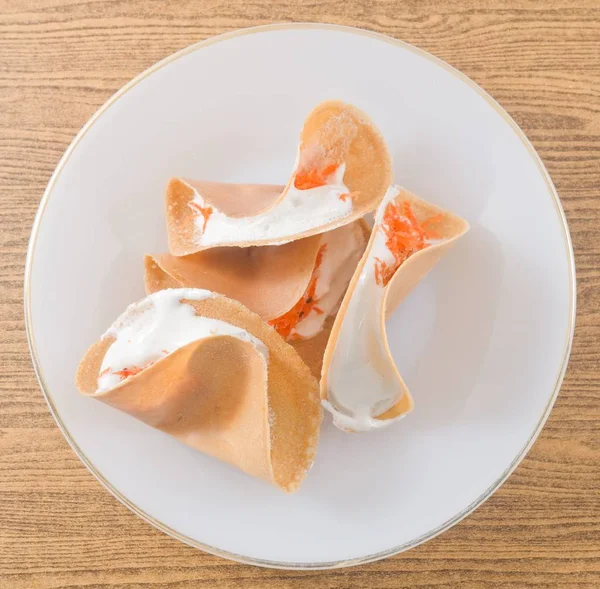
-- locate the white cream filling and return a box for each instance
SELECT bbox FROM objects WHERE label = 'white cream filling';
[292,225,365,340]
[188,164,352,246]
[97,288,269,392]
[323,186,412,432]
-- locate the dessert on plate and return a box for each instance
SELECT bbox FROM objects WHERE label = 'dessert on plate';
[75,289,321,492]
[76,99,468,491]
[321,186,469,432]
[165,101,391,254]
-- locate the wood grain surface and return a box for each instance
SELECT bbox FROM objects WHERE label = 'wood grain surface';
[1,1,599,587]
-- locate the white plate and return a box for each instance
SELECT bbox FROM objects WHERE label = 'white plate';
[25,24,575,569]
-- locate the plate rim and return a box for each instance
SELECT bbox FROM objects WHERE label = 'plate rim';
[23,22,577,570]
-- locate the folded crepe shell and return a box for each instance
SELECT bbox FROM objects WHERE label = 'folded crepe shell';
[146,221,370,348]
[166,100,391,255]
[321,186,469,432]
[144,235,323,321]
[75,288,321,492]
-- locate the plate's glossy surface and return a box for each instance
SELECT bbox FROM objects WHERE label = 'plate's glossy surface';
[25,24,574,568]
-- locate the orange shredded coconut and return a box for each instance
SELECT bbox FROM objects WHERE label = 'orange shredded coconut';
[113,365,148,379]
[294,162,339,190]
[269,244,328,339]
[189,201,213,235]
[374,258,396,287]
[374,201,443,287]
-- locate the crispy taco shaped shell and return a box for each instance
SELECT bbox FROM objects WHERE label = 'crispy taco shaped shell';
[146,221,370,346]
[75,289,321,492]
[144,235,322,321]
[321,187,469,432]
[166,100,391,255]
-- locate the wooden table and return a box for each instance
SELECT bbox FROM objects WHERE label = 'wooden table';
[1,1,598,587]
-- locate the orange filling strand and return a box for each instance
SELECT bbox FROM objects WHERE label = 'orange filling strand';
[294,162,339,190]
[113,365,148,379]
[374,201,443,286]
[269,244,327,339]
[189,201,213,235]
[98,364,151,383]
